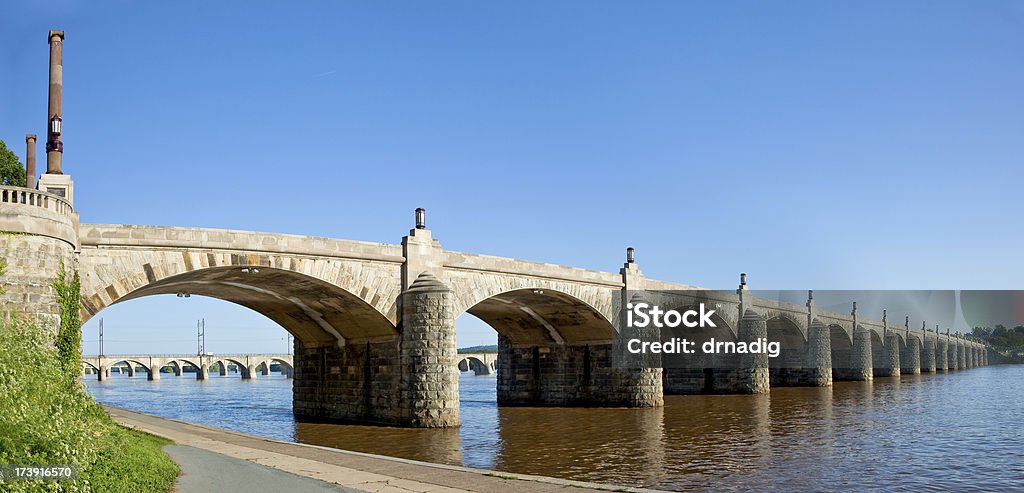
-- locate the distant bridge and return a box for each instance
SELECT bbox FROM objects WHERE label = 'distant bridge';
[81,354,293,381]
[457,352,497,375]
[84,352,498,380]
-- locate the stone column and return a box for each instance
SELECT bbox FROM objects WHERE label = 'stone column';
[97,365,107,381]
[879,333,900,377]
[921,336,936,373]
[901,336,921,375]
[400,273,459,427]
[737,310,770,393]
[45,30,64,174]
[804,319,832,386]
[850,325,873,381]
[935,335,948,371]
[25,134,37,189]
[147,366,160,380]
[957,340,966,370]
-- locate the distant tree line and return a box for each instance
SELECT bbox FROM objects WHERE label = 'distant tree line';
[971,325,1024,348]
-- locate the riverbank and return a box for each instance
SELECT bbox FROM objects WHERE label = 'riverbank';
[106,406,653,493]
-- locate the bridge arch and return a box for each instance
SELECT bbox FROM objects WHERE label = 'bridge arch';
[111,359,151,376]
[80,265,397,347]
[766,314,808,386]
[176,358,202,372]
[459,287,615,345]
[82,361,99,372]
[260,357,294,375]
[213,358,249,375]
[158,360,181,374]
[457,356,491,375]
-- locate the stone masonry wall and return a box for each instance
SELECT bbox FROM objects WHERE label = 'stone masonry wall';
[0,232,75,329]
[497,337,662,406]
[292,339,402,425]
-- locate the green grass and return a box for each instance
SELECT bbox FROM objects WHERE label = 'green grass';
[83,427,178,493]
[0,317,179,492]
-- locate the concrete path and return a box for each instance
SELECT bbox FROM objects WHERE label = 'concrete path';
[164,444,360,492]
[106,406,653,493]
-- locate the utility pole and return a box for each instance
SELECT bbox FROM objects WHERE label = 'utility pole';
[98,318,104,357]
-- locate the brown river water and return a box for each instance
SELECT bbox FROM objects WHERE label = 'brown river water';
[86,365,1024,491]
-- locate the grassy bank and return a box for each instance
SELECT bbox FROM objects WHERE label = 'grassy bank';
[0,317,178,492]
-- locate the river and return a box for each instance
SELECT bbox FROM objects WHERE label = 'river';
[85,366,1024,491]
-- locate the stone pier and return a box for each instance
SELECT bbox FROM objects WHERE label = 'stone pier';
[921,336,936,373]
[936,337,948,372]
[901,335,921,375]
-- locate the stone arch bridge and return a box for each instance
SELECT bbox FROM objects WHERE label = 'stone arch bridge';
[0,187,989,428]
[81,354,293,380]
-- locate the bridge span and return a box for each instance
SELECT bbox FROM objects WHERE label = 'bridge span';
[83,352,498,379]
[1,186,991,428]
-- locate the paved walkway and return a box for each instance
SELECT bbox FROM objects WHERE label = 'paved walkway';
[106,406,652,493]
[164,445,361,493]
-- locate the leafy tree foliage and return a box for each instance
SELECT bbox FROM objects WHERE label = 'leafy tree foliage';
[0,139,27,187]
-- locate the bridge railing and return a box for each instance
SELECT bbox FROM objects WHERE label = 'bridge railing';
[0,185,73,217]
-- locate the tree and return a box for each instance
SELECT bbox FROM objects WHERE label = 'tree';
[0,138,27,187]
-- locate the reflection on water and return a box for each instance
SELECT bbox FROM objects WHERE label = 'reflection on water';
[86,367,1024,491]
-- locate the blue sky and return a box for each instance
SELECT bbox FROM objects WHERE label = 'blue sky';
[2,2,1022,354]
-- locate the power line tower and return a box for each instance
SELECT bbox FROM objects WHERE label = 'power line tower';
[197,318,205,355]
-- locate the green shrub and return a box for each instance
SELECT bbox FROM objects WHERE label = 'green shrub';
[0,318,178,492]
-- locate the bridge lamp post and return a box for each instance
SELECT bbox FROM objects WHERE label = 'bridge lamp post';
[626,247,635,264]
[415,208,426,230]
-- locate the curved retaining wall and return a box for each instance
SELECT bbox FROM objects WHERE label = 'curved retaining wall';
[0,186,79,327]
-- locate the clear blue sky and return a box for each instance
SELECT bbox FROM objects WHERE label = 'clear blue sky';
[2,2,1022,354]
